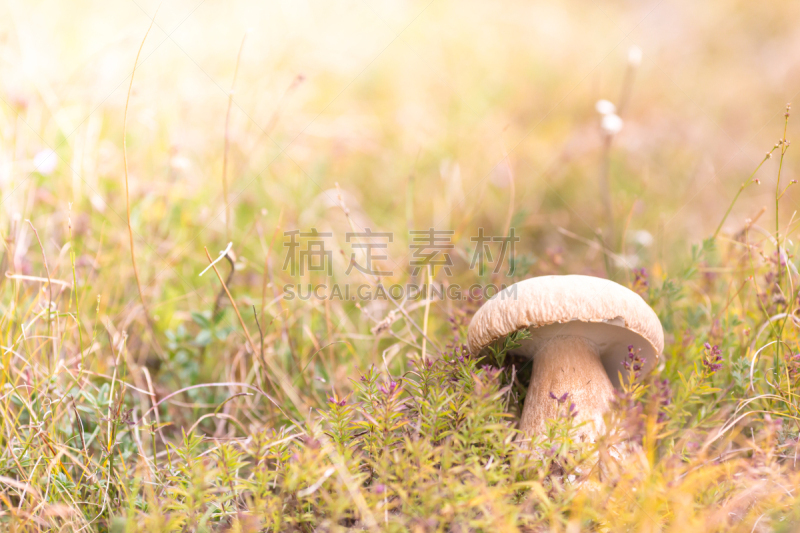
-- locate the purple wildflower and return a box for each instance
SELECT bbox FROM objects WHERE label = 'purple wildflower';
[632,268,649,297]
[702,343,723,374]
[622,345,646,380]
[549,391,569,404]
[480,365,501,381]
[328,395,347,407]
[379,380,399,396]
[656,378,672,423]
[568,402,578,417]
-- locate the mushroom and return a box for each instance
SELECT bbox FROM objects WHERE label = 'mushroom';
[467,275,663,442]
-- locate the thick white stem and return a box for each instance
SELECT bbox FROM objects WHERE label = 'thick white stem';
[519,336,615,442]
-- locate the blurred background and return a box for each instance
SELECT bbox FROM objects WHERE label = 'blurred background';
[5,4,800,528]
[1,0,799,377]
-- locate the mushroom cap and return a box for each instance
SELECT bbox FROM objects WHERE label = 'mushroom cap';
[467,275,664,387]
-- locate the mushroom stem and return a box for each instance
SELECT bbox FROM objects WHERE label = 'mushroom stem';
[519,335,615,442]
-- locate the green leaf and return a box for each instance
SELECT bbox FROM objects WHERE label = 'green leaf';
[191,311,212,329]
[195,329,212,346]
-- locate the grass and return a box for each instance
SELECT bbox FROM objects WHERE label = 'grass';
[2,0,800,530]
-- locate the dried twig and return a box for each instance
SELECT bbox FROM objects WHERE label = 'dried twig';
[253,305,265,373]
[204,246,274,392]
[212,250,236,318]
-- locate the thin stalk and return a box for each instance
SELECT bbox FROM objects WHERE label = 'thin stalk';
[123,8,161,340]
[712,150,775,241]
[773,104,791,372]
[222,32,249,242]
[26,221,56,371]
[775,106,790,286]
[253,305,265,368]
[777,180,797,201]
[260,209,283,334]
[421,266,432,361]
[68,208,84,371]
[599,134,615,240]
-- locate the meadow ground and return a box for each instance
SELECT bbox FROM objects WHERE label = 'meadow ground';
[1,0,800,531]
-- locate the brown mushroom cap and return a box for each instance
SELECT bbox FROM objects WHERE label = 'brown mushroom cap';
[468,275,664,387]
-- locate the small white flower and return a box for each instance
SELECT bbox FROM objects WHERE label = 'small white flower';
[613,254,639,268]
[633,230,654,247]
[33,149,57,175]
[601,113,624,135]
[90,194,107,212]
[170,155,191,171]
[595,99,616,116]
[628,45,642,67]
